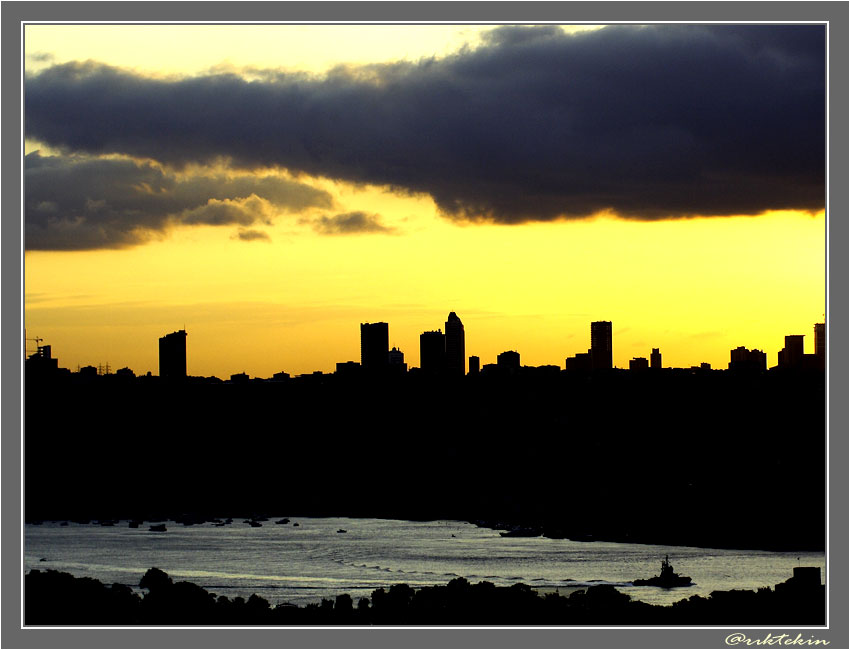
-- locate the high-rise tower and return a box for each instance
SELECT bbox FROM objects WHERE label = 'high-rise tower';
[420,330,446,376]
[445,312,466,376]
[814,322,825,363]
[650,348,662,369]
[159,329,187,379]
[590,321,613,370]
[360,322,389,372]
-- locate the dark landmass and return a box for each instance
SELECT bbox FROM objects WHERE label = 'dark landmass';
[24,567,825,626]
[25,367,825,552]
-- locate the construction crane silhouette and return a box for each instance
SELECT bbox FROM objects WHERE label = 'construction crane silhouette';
[25,336,43,357]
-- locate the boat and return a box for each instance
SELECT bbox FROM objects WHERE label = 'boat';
[149,524,167,532]
[249,520,263,527]
[275,518,290,525]
[337,529,347,534]
[633,555,693,588]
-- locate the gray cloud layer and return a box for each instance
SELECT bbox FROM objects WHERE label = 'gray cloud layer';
[25,152,333,249]
[26,25,824,229]
[308,211,396,235]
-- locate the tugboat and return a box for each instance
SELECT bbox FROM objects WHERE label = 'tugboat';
[633,555,693,588]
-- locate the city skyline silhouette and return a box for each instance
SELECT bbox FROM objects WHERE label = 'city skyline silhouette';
[26,312,826,382]
[23,24,825,381]
[11,2,848,639]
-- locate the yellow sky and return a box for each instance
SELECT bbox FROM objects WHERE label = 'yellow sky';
[22,25,826,377]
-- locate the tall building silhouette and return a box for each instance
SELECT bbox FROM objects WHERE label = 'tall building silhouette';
[778,335,804,369]
[650,348,662,369]
[159,329,187,379]
[591,321,613,370]
[469,355,480,375]
[814,323,825,364]
[388,346,407,374]
[360,322,389,372]
[420,330,446,375]
[445,312,466,376]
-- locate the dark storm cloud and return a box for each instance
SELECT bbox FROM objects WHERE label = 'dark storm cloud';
[25,25,825,224]
[307,211,395,235]
[24,152,333,249]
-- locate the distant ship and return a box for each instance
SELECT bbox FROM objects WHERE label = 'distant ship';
[149,524,167,532]
[633,555,693,588]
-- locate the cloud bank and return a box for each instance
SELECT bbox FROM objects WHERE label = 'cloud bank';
[25,24,824,247]
[25,152,333,249]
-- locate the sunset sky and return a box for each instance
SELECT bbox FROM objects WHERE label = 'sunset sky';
[23,24,826,378]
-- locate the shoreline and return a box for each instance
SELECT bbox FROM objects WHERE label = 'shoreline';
[24,567,825,626]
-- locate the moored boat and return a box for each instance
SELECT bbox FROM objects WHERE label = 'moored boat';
[633,555,693,588]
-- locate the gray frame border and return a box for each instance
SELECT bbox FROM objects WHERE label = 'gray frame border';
[4,2,847,649]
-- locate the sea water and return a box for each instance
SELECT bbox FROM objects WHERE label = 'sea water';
[24,518,825,608]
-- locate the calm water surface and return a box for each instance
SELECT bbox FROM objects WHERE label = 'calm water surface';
[24,518,825,608]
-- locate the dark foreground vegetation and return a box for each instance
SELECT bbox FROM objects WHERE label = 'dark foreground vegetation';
[25,567,824,626]
[26,368,825,551]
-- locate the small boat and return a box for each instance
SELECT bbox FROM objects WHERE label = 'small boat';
[292,522,300,527]
[249,520,263,527]
[337,529,347,534]
[633,555,693,588]
[128,520,142,529]
[275,518,290,525]
[149,524,167,532]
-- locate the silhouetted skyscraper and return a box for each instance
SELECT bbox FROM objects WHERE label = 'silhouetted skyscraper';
[159,329,187,379]
[650,348,661,369]
[778,335,804,369]
[591,321,612,370]
[445,312,466,377]
[814,323,825,363]
[360,322,389,372]
[469,355,480,375]
[388,346,407,374]
[420,330,446,375]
